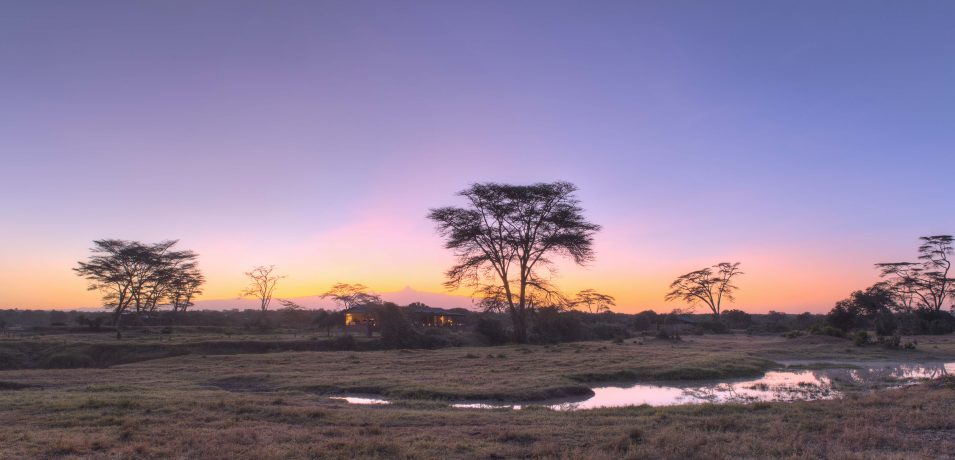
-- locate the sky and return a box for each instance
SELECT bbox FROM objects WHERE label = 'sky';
[2,1,954,313]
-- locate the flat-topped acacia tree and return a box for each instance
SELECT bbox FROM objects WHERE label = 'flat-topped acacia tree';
[665,262,743,319]
[74,239,203,339]
[876,235,954,312]
[428,181,600,343]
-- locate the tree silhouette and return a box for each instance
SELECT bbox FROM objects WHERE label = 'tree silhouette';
[241,265,284,314]
[429,181,600,342]
[571,289,616,314]
[877,235,954,312]
[665,262,742,319]
[74,239,204,338]
[320,283,382,309]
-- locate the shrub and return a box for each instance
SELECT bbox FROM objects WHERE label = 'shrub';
[827,300,859,332]
[721,309,752,329]
[897,310,955,335]
[475,317,509,345]
[922,310,955,334]
[873,308,898,336]
[700,321,728,334]
[808,324,846,338]
[587,323,630,340]
[418,328,457,349]
[656,328,681,341]
[793,312,820,329]
[376,303,421,349]
[333,334,356,350]
[632,311,659,331]
[530,307,584,344]
[783,330,805,339]
[878,334,901,349]
[852,331,870,346]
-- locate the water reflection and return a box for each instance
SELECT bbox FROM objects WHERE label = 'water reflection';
[338,362,953,410]
[552,361,953,410]
[329,395,391,405]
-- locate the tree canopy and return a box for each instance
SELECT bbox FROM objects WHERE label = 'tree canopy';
[241,265,284,313]
[428,181,600,342]
[665,262,742,318]
[877,235,954,312]
[74,239,203,338]
[571,289,616,314]
[320,283,382,309]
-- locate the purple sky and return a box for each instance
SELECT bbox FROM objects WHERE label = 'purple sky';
[2,1,954,311]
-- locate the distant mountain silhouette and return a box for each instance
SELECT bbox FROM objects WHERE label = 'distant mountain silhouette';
[191,286,477,311]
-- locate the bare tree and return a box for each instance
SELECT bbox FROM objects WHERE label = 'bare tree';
[572,289,616,314]
[241,265,284,313]
[320,283,382,309]
[665,262,743,319]
[877,235,954,312]
[429,181,600,342]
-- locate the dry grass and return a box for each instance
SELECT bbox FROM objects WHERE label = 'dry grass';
[1,334,954,459]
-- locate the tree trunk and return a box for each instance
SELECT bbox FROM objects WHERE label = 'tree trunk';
[511,307,527,343]
[114,312,123,340]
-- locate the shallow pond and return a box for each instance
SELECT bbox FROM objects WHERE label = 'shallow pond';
[329,395,391,405]
[330,361,954,410]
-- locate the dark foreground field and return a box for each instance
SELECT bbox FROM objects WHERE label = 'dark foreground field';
[1,334,954,459]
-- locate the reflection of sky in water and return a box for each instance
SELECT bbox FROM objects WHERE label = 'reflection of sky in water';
[329,396,390,405]
[559,371,837,410]
[338,362,953,411]
[553,362,953,410]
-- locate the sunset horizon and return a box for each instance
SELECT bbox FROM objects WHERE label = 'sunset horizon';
[3,2,955,458]
[4,1,954,313]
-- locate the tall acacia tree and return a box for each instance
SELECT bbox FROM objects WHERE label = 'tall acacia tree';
[665,262,743,319]
[429,181,600,342]
[877,235,954,312]
[74,239,204,339]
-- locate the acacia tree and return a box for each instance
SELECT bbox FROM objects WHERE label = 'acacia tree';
[877,235,953,313]
[665,262,743,319]
[320,283,382,309]
[475,280,569,314]
[167,261,205,315]
[241,265,284,314]
[572,289,616,314]
[429,181,600,342]
[74,239,204,339]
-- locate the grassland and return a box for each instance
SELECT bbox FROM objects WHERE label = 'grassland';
[1,334,954,459]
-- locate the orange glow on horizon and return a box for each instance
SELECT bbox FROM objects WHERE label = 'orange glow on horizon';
[0,211,889,314]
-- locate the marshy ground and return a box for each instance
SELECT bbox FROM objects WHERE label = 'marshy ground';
[1,333,954,459]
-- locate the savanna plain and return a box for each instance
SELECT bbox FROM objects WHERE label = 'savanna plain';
[1,331,954,459]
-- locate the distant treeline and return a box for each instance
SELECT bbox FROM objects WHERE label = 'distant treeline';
[0,307,824,335]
